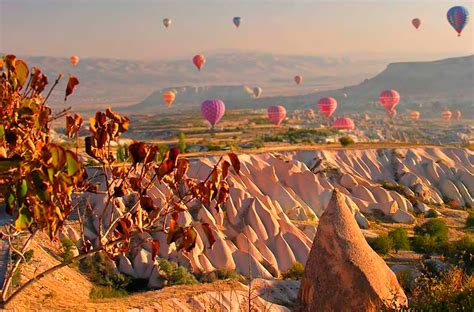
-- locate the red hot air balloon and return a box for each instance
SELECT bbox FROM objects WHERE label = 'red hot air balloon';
[318,97,338,118]
[442,110,452,121]
[454,110,461,120]
[332,117,355,130]
[201,99,225,127]
[412,18,421,29]
[193,54,206,71]
[379,90,400,112]
[267,105,287,126]
[410,111,421,121]
[294,75,303,85]
[163,91,176,107]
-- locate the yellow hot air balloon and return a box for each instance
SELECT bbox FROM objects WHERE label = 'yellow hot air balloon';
[163,91,176,107]
[70,55,79,66]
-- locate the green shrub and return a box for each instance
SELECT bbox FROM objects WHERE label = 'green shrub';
[178,132,186,153]
[89,286,128,299]
[408,268,474,311]
[446,236,474,274]
[339,136,355,147]
[282,262,305,280]
[158,259,198,286]
[413,234,440,255]
[80,252,131,290]
[60,238,76,263]
[215,269,240,280]
[466,211,474,228]
[414,219,449,246]
[388,228,410,253]
[369,235,393,255]
[425,209,439,218]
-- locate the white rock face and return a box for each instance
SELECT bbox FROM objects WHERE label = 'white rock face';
[79,147,473,285]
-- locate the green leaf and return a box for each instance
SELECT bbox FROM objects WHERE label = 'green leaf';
[0,155,23,171]
[15,60,29,89]
[17,179,28,199]
[15,204,33,230]
[0,125,4,141]
[65,150,81,176]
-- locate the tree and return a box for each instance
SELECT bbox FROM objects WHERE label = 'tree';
[339,136,355,147]
[388,228,410,253]
[179,132,186,153]
[0,56,241,307]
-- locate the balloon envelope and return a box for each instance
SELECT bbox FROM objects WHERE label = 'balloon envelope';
[318,97,338,118]
[447,6,469,36]
[379,90,400,112]
[70,56,79,66]
[201,99,225,126]
[412,18,421,29]
[442,110,452,121]
[193,54,206,71]
[410,111,421,121]
[163,18,171,28]
[253,87,262,98]
[333,117,355,130]
[294,75,303,85]
[233,17,242,28]
[267,105,287,126]
[163,91,176,107]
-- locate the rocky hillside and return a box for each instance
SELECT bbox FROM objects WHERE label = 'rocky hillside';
[77,147,473,287]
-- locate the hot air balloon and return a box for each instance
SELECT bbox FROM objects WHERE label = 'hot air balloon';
[163,18,172,28]
[379,90,400,112]
[70,56,79,66]
[332,117,355,130]
[201,99,225,127]
[318,97,338,118]
[410,111,421,121]
[233,17,242,28]
[252,87,262,98]
[193,54,206,71]
[447,6,469,36]
[294,75,303,85]
[388,109,397,119]
[267,105,287,126]
[442,110,452,121]
[163,91,176,107]
[454,110,461,120]
[343,93,348,98]
[412,18,421,29]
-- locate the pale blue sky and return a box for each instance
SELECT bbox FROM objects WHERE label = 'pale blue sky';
[1,0,473,60]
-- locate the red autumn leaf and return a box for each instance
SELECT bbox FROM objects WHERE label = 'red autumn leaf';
[140,195,155,212]
[64,76,79,101]
[228,153,240,175]
[175,158,189,182]
[181,227,197,252]
[151,239,160,260]
[201,223,216,248]
[221,160,230,179]
[129,142,148,164]
[129,177,142,192]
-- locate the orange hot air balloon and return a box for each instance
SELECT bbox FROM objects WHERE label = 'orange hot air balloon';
[410,111,421,121]
[454,110,461,120]
[442,110,452,121]
[193,54,205,71]
[294,75,303,85]
[70,55,79,66]
[412,18,421,29]
[163,91,176,107]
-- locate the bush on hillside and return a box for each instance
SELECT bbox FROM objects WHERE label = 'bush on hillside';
[339,136,355,147]
[369,235,393,255]
[466,211,474,228]
[282,262,305,280]
[158,259,198,286]
[388,228,410,253]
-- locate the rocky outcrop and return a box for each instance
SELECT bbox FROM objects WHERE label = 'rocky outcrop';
[296,191,407,311]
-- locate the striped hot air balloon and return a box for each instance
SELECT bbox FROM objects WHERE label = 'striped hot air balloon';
[447,6,469,36]
[318,97,338,118]
[253,87,262,98]
[410,111,421,121]
[201,99,225,127]
[267,105,286,126]
[379,90,400,112]
[332,117,355,130]
[70,55,79,66]
[442,110,452,121]
[454,110,461,120]
[162,91,176,107]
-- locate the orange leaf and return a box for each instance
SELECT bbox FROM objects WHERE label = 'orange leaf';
[64,76,79,101]
[228,153,240,175]
[152,239,160,260]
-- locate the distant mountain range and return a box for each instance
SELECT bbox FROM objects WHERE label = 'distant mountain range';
[128,55,474,118]
[16,52,387,110]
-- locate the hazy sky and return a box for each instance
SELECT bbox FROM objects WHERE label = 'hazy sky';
[1,0,473,61]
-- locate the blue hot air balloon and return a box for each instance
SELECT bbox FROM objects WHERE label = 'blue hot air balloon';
[447,6,469,36]
[233,17,242,28]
